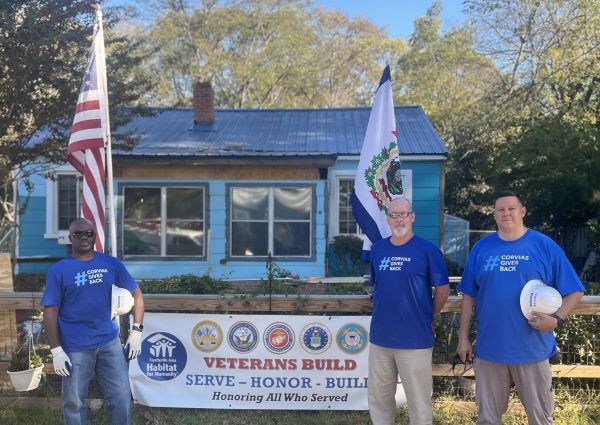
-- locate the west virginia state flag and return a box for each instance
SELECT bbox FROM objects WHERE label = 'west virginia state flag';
[351,66,403,261]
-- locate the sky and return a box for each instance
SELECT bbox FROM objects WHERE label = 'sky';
[106,0,466,39]
[313,0,466,38]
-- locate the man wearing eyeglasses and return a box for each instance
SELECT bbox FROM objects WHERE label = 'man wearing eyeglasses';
[368,197,450,425]
[457,190,584,425]
[41,218,145,425]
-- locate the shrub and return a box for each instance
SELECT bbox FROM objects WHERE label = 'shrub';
[13,273,47,292]
[324,281,369,295]
[139,274,231,294]
[330,235,370,276]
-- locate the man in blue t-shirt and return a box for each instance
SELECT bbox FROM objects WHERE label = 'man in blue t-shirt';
[457,191,584,425]
[42,218,145,425]
[368,197,450,425]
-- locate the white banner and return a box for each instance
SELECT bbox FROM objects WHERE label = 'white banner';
[129,313,406,410]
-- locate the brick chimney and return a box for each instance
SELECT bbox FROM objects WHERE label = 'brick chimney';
[193,81,214,125]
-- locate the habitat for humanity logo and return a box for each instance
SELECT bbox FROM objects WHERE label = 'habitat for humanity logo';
[138,332,187,381]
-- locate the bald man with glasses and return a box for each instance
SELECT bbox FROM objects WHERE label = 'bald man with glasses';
[368,197,450,425]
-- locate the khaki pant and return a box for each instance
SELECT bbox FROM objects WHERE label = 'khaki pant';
[368,343,433,425]
[474,357,554,425]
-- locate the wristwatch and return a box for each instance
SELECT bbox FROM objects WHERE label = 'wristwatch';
[551,314,564,328]
[132,322,144,332]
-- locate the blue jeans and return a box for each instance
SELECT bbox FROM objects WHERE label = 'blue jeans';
[62,337,131,425]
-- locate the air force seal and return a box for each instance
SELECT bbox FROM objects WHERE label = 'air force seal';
[301,323,332,354]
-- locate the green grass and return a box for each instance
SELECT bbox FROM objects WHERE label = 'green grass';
[1,401,599,425]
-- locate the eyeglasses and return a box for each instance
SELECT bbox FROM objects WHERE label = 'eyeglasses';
[387,211,413,219]
[70,231,95,239]
[451,354,474,376]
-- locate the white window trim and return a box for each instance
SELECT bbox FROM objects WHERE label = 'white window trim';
[44,164,79,239]
[229,186,312,258]
[328,170,359,239]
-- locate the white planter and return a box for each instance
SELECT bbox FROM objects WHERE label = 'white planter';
[7,365,44,391]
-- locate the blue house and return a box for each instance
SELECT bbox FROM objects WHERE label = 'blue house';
[16,83,448,279]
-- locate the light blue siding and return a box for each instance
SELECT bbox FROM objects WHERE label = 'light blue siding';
[18,196,65,258]
[16,158,443,278]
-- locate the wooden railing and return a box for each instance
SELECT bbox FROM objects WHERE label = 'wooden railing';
[1,292,599,315]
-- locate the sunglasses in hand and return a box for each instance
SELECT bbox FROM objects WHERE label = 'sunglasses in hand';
[452,353,474,376]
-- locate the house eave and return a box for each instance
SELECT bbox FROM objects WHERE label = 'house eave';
[113,154,337,167]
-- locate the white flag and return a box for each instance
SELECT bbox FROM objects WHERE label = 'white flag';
[351,66,403,260]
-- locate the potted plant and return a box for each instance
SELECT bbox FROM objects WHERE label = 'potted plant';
[7,322,45,392]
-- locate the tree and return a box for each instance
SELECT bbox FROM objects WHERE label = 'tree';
[0,1,152,226]
[138,0,398,108]
[394,1,500,228]
[462,0,600,236]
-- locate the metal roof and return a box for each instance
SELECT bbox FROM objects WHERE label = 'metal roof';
[114,106,447,160]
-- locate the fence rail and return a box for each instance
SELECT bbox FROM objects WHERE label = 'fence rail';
[1,292,599,314]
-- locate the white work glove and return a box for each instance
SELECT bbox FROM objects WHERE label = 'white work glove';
[125,329,142,360]
[51,346,72,377]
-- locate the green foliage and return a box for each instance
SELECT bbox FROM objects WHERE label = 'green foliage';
[398,0,600,242]
[0,0,153,223]
[324,282,368,295]
[444,256,463,278]
[254,278,298,296]
[9,350,43,372]
[139,274,231,294]
[267,262,296,279]
[331,235,370,277]
[13,273,46,292]
[135,0,399,108]
[2,402,599,424]
[555,315,600,365]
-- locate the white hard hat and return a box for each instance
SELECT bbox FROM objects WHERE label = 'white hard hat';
[111,285,134,319]
[519,279,562,320]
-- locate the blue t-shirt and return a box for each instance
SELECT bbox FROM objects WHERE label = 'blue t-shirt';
[369,235,449,349]
[41,252,138,353]
[458,229,585,364]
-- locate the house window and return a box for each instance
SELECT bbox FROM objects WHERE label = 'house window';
[123,186,205,257]
[57,174,82,230]
[338,178,361,235]
[230,186,311,257]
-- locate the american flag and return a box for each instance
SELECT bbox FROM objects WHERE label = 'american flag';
[67,21,107,253]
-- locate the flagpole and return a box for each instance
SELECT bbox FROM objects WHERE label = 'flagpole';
[95,5,117,257]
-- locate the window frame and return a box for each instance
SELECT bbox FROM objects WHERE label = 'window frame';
[45,166,82,239]
[226,183,316,261]
[119,182,208,260]
[327,171,363,241]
